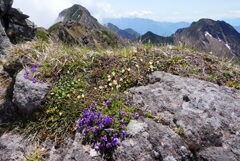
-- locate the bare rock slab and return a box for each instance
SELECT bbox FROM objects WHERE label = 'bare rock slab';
[127,71,240,161]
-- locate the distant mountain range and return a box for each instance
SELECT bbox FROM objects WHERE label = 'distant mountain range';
[105,23,140,40]
[102,17,240,36]
[102,18,190,36]
[52,4,240,59]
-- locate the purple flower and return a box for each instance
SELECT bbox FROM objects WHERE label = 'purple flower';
[31,67,37,72]
[77,124,83,130]
[105,128,114,132]
[89,105,96,111]
[118,110,124,116]
[106,100,112,105]
[121,130,126,138]
[32,64,37,68]
[86,126,92,131]
[95,143,100,148]
[119,125,124,129]
[99,123,104,128]
[31,77,37,83]
[133,112,139,118]
[97,112,102,119]
[102,115,114,124]
[23,72,29,79]
[100,136,107,142]
[113,133,118,138]
[110,137,118,146]
[93,127,99,133]
[82,133,87,137]
[82,109,89,113]
[95,119,101,125]
[91,101,97,105]
[119,119,124,123]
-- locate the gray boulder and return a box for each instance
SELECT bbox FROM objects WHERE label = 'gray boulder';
[13,69,51,113]
[113,118,193,161]
[126,71,240,161]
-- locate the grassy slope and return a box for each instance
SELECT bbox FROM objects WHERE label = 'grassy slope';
[2,39,240,140]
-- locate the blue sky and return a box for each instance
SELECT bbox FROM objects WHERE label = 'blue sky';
[13,0,240,27]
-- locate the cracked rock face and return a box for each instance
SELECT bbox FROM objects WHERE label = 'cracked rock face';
[125,71,240,161]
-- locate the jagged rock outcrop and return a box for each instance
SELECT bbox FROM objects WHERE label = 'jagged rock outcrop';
[0,0,35,57]
[56,4,102,30]
[12,69,51,113]
[1,71,239,160]
[174,18,240,58]
[4,8,36,43]
[0,0,13,57]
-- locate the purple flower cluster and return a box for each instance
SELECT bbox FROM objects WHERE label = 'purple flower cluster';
[77,100,139,150]
[23,64,41,83]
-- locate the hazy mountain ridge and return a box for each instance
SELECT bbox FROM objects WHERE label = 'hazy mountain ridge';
[139,31,173,44]
[102,18,190,36]
[105,23,140,40]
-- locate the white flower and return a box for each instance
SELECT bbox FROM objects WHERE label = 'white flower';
[113,80,118,85]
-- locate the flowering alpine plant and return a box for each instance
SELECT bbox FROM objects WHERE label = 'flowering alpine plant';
[76,97,139,151]
[23,64,42,83]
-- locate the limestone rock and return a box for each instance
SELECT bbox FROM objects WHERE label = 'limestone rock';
[13,69,51,113]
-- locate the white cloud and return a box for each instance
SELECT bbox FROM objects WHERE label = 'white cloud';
[13,0,155,28]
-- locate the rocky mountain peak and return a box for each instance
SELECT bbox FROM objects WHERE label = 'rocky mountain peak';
[57,4,102,30]
[174,18,240,58]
